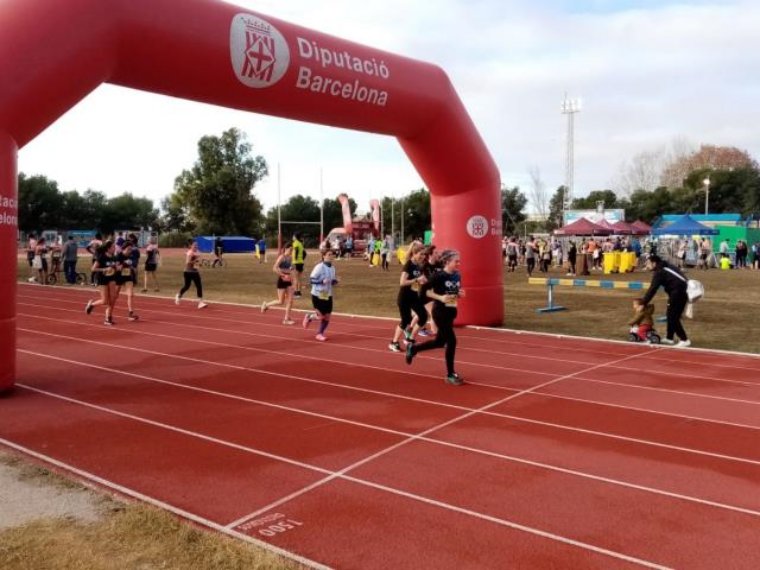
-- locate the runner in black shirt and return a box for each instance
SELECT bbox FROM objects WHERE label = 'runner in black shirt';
[388,244,428,352]
[405,250,465,385]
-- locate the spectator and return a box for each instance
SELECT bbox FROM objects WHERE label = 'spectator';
[62,235,79,284]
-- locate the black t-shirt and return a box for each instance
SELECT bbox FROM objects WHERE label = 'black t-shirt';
[398,260,424,302]
[97,253,116,279]
[429,270,461,310]
[420,261,443,299]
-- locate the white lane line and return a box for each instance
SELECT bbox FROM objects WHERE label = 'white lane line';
[6,383,672,569]
[569,376,760,406]
[0,436,330,570]
[19,283,760,366]
[18,319,760,434]
[19,295,760,384]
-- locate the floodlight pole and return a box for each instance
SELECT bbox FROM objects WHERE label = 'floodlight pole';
[703,177,711,215]
[391,197,395,244]
[561,94,581,225]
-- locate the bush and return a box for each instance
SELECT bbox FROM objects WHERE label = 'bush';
[158,231,192,248]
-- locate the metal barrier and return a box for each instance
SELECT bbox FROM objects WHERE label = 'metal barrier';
[528,277,646,313]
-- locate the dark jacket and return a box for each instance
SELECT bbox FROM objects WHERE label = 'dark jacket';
[642,261,687,304]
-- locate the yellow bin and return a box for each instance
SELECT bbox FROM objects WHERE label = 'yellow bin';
[618,252,636,273]
[603,252,619,274]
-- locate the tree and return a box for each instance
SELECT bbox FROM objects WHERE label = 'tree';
[615,148,665,196]
[547,186,566,230]
[100,193,159,233]
[399,188,431,241]
[171,128,268,235]
[625,187,676,223]
[500,185,527,236]
[660,144,757,189]
[18,173,63,232]
[527,166,548,220]
[160,193,194,233]
[570,190,619,210]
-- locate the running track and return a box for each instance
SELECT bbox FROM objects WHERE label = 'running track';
[3,282,760,569]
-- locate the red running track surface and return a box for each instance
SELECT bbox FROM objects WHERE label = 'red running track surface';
[3,283,760,569]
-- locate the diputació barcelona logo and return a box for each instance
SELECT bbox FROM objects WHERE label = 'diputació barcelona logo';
[230,13,290,88]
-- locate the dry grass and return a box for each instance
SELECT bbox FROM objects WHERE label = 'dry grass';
[0,502,300,570]
[8,250,758,568]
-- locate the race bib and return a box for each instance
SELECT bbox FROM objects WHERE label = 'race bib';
[121,268,132,277]
[411,281,420,292]
[445,297,458,308]
[105,268,115,276]
[319,291,330,300]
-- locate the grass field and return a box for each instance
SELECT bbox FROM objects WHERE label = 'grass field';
[18,249,760,354]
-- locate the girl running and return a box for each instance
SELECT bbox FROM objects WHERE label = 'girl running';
[261,245,296,325]
[142,236,160,292]
[405,250,466,385]
[115,240,139,321]
[33,238,49,285]
[302,249,339,341]
[175,239,208,309]
[85,240,117,325]
[388,244,428,352]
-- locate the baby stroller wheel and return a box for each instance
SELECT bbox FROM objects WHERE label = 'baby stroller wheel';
[628,333,640,342]
[648,333,661,344]
[46,273,57,285]
[76,273,88,286]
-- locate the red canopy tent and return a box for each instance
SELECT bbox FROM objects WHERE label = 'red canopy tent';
[630,220,652,235]
[611,220,636,235]
[554,218,613,236]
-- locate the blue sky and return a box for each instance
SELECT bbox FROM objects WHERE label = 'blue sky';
[17,0,760,214]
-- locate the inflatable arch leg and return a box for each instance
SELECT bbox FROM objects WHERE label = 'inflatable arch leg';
[0,0,504,392]
[0,133,17,393]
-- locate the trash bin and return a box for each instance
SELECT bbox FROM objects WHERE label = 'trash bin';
[603,252,619,274]
[619,252,636,273]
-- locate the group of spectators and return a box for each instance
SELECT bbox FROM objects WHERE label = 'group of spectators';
[673,237,760,270]
[501,235,644,275]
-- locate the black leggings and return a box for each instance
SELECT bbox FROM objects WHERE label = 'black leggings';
[398,294,428,329]
[666,293,688,341]
[412,305,457,374]
[179,271,203,298]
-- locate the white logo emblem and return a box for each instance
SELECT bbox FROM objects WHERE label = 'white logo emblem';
[231,14,290,88]
[466,215,489,239]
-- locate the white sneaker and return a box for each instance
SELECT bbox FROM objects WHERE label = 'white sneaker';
[197,301,208,309]
[675,340,691,348]
[175,294,181,305]
[261,301,268,313]
[660,338,675,345]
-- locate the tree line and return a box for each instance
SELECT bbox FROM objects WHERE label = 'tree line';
[18,127,760,245]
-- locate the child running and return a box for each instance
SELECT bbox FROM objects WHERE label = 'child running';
[302,249,339,341]
[405,250,466,385]
[388,243,428,352]
[261,245,296,324]
[175,239,208,309]
[115,240,139,321]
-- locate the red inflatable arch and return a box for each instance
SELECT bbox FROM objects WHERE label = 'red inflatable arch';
[0,0,503,392]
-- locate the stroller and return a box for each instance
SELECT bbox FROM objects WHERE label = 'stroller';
[628,325,661,344]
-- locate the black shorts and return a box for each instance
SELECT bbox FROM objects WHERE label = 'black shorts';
[145,262,157,272]
[294,263,304,273]
[311,294,333,315]
[276,278,292,290]
[40,259,48,272]
[115,270,136,286]
[27,252,34,266]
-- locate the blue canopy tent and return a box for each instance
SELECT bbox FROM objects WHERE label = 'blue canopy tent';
[652,214,718,236]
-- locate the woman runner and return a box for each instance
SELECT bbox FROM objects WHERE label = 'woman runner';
[85,240,117,325]
[261,245,296,324]
[388,244,428,352]
[175,239,208,309]
[405,250,466,385]
[302,249,339,341]
[142,235,160,292]
[114,240,139,321]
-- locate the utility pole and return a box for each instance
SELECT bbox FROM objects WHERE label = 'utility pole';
[561,94,581,225]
